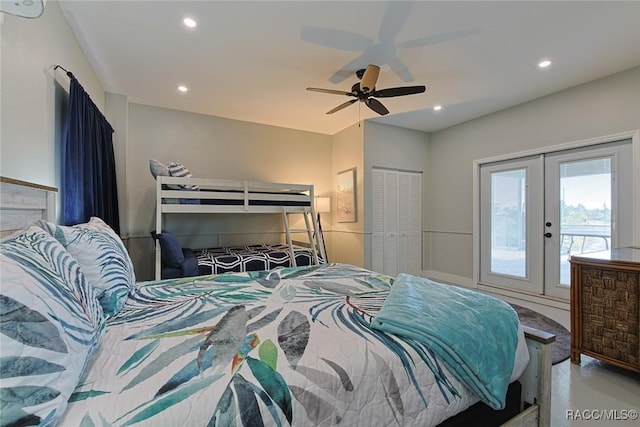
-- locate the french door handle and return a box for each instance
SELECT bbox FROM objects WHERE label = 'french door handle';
[544,232,552,238]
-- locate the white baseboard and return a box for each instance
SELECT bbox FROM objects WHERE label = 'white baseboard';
[421,270,476,288]
[422,270,570,311]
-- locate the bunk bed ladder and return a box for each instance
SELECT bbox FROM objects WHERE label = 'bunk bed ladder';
[282,207,327,267]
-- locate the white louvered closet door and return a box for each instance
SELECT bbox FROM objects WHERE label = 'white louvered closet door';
[371,170,386,273]
[372,168,422,276]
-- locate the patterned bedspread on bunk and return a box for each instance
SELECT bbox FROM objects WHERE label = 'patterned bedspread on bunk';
[59,263,527,427]
[195,243,322,275]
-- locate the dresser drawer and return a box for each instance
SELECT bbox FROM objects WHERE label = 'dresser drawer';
[571,248,640,373]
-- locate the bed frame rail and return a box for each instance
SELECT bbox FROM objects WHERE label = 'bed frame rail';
[503,325,554,427]
[157,176,313,213]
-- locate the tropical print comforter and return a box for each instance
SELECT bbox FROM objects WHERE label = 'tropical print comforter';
[59,264,520,426]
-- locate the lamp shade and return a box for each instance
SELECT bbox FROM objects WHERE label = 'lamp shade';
[315,197,331,213]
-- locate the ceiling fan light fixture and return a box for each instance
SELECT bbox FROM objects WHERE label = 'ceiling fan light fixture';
[360,64,380,93]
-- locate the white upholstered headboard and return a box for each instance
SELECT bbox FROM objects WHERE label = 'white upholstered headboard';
[0,176,57,238]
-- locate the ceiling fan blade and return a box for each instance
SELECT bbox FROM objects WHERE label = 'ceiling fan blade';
[301,26,373,52]
[372,85,426,98]
[330,55,367,83]
[326,99,357,114]
[360,64,380,93]
[307,87,353,96]
[387,56,414,82]
[397,28,479,49]
[365,98,389,116]
[378,1,413,43]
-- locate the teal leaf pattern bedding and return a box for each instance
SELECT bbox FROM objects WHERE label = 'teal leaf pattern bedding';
[0,295,68,353]
[0,226,104,427]
[57,264,523,426]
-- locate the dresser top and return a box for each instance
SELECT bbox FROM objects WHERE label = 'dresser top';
[571,247,640,267]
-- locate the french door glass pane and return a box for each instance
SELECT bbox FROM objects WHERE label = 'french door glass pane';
[559,158,611,284]
[491,169,526,278]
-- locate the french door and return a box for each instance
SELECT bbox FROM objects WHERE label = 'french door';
[479,140,633,299]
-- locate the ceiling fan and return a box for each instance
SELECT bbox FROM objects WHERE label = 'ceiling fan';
[307,64,426,116]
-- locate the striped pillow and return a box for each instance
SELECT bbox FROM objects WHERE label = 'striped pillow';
[168,162,199,190]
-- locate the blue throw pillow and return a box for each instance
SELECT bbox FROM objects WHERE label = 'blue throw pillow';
[181,248,199,277]
[153,231,184,268]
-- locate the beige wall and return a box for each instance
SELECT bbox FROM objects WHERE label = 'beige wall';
[426,67,640,283]
[330,122,365,266]
[362,121,430,270]
[1,0,104,191]
[0,0,338,281]
[2,1,637,285]
[124,103,333,279]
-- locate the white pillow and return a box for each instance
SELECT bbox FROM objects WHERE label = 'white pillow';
[149,158,169,179]
[37,217,136,317]
[150,159,182,190]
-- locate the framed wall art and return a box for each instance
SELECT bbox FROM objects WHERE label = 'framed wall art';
[336,167,356,222]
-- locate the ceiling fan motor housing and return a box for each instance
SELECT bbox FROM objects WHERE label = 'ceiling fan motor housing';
[307,64,425,116]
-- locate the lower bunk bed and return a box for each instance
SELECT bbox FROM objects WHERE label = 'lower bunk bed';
[153,230,323,279]
[1,177,552,427]
[195,243,324,275]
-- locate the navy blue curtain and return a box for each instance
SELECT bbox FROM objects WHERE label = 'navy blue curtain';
[62,77,120,234]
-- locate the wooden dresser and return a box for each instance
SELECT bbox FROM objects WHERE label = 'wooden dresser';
[570,247,640,372]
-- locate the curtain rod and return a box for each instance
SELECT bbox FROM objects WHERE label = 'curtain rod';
[54,65,75,79]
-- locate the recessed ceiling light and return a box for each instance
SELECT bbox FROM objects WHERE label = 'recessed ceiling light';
[538,59,552,68]
[183,18,197,28]
[433,105,442,111]
[178,85,188,93]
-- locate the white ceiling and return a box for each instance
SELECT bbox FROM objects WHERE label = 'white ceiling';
[58,1,640,136]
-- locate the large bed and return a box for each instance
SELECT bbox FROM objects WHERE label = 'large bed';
[0,177,554,427]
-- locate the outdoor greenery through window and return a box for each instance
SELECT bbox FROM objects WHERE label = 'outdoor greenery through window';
[559,158,611,284]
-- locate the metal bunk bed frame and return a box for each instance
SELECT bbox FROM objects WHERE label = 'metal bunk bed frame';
[155,176,327,280]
